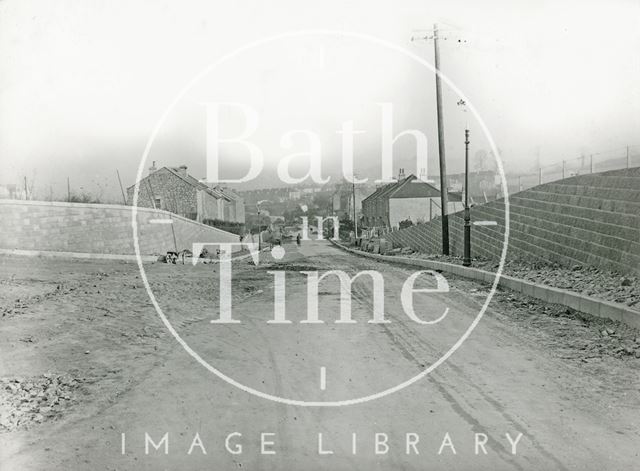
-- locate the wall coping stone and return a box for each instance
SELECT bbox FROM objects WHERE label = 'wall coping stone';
[0,199,236,238]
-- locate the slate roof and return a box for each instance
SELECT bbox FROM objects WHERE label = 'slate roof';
[215,187,242,202]
[164,167,207,189]
[165,167,233,201]
[362,184,389,204]
[363,174,461,202]
[388,177,461,199]
[127,166,233,201]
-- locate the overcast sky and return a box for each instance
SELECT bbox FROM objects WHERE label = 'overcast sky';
[0,0,638,198]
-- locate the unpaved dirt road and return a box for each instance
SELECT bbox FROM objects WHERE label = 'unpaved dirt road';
[1,241,639,470]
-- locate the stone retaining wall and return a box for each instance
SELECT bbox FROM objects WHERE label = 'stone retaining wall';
[385,169,640,275]
[0,200,239,258]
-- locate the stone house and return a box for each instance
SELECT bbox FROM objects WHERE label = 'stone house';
[126,163,245,224]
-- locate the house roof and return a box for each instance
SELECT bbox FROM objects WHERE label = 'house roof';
[388,177,441,199]
[205,185,231,201]
[165,167,235,201]
[165,167,207,189]
[128,166,233,201]
[362,178,405,204]
[362,185,387,204]
[362,173,461,202]
[380,175,417,198]
[362,175,416,204]
[215,187,243,202]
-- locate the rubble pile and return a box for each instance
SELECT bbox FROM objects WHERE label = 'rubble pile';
[498,262,639,308]
[0,374,81,432]
[387,250,640,309]
[498,291,640,360]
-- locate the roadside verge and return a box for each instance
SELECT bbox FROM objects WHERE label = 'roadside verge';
[330,240,640,330]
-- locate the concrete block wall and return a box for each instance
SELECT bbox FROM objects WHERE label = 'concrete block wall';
[0,200,239,257]
[386,168,640,275]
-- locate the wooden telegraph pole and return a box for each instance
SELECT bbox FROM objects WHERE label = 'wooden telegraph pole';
[411,23,469,255]
[352,177,357,238]
[433,23,450,255]
[116,169,127,205]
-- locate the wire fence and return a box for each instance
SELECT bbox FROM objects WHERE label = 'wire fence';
[5,145,640,204]
[0,172,132,204]
[505,144,640,195]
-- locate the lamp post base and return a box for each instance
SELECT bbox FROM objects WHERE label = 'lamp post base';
[463,207,471,267]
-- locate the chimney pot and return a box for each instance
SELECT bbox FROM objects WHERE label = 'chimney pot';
[178,165,187,176]
[148,160,158,175]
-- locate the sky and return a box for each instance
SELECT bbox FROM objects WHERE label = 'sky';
[0,0,638,199]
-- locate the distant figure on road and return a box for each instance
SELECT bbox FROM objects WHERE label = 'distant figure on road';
[296,233,301,246]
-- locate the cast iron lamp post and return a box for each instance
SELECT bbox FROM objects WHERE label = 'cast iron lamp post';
[463,128,471,267]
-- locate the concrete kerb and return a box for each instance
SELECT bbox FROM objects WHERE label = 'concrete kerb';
[331,240,640,330]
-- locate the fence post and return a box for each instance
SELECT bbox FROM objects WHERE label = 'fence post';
[539,167,542,185]
[627,146,630,169]
[562,160,565,179]
[590,154,593,174]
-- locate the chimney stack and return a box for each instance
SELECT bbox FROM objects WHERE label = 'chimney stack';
[398,168,405,179]
[148,160,157,175]
[178,165,187,177]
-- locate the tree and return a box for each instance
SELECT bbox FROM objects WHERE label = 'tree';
[67,190,103,204]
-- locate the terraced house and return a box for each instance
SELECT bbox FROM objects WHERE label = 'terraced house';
[362,170,462,229]
[126,162,245,224]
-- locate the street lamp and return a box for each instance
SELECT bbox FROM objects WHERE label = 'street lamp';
[457,99,471,267]
[463,128,471,267]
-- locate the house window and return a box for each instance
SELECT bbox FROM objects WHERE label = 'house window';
[154,197,162,209]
